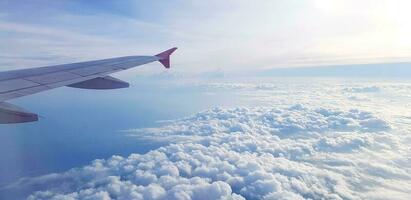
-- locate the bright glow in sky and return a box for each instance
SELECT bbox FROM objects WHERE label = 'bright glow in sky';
[1,0,411,72]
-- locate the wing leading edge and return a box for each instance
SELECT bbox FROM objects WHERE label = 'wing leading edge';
[0,47,177,124]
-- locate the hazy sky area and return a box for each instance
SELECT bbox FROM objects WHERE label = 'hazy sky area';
[1,0,411,72]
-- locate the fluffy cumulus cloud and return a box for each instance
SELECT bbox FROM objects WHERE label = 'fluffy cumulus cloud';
[23,103,411,200]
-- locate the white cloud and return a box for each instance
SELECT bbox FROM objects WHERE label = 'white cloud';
[343,86,381,93]
[16,104,410,200]
[0,77,408,200]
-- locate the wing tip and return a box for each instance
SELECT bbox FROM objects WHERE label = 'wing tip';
[155,47,178,69]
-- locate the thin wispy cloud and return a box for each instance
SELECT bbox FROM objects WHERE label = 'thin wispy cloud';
[1,0,411,71]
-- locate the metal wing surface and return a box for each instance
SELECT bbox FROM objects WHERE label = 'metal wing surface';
[0,47,177,123]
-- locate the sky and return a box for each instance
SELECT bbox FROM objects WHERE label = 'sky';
[1,0,411,72]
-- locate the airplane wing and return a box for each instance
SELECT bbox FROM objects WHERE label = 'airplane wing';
[0,47,177,124]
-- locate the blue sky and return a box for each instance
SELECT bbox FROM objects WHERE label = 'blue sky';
[1,0,411,73]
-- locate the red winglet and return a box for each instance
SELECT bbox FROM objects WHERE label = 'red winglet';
[155,47,177,68]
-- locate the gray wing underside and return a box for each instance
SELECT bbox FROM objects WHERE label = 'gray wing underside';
[0,55,159,102]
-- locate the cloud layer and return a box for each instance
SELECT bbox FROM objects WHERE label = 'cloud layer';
[23,104,411,200]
